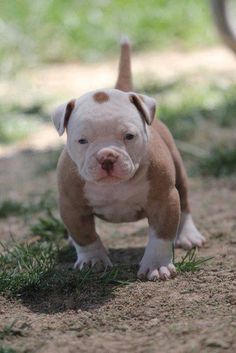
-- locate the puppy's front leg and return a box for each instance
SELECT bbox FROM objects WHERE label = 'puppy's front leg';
[60,199,112,271]
[138,188,180,281]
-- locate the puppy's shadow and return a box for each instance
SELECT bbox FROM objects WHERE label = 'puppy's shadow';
[20,246,145,315]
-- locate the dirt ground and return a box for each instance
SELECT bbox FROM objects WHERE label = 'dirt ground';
[0,47,236,352]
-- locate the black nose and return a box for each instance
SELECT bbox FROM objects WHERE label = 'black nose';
[101,159,114,172]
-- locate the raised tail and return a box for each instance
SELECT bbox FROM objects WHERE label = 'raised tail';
[115,37,133,92]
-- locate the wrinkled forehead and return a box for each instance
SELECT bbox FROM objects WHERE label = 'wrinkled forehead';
[70,89,143,128]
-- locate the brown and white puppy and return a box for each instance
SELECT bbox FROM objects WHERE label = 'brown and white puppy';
[52,40,205,281]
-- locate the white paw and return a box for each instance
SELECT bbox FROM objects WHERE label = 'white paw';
[137,229,176,281]
[71,236,113,271]
[138,262,176,281]
[175,213,206,250]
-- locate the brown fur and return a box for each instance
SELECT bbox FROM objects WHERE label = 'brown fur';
[152,119,190,212]
[145,126,180,241]
[93,91,109,103]
[57,149,97,246]
[64,99,76,129]
[115,40,133,92]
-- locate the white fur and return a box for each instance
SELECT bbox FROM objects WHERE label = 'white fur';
[65,89,150,184]
[71,236,112,270]
[84,165,149,223]
[175,212,205,249]
[138,227,176,281]
[52,103,68,136]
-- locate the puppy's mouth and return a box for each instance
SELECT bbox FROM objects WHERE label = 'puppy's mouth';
[95,173,123,184]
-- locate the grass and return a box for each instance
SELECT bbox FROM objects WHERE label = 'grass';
[0,321,18,340]
[0,201,26,219]
[0,203,66,296]
[0,232,136,298]
[0,192,56,219]
[137,78,236,177]
[0,102,49,145]
[197,144,236,177]
[0,348,19,353]
[139,79,236,141]
[0,0,215,76]
[0,212,213,298]
[0,320,28,340]
[0,241,58,296]
[0,112,40,145]
[175,248,213,273]
[30,209,66,242]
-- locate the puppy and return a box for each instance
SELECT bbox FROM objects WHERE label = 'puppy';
[52,40,205,281]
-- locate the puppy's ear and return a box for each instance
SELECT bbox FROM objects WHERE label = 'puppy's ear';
[129,93,156,125]
[52,99,76,136]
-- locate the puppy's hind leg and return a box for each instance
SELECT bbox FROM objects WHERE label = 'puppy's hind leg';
[173,148,205,249]
[175,212,206,250]
[154,121,205,249]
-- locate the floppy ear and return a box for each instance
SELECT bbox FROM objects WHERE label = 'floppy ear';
[52,99,76,136]
[129,93,156,125]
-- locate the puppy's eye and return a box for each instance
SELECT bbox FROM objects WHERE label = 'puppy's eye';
[78,138,88,144]
[125,133,135,140]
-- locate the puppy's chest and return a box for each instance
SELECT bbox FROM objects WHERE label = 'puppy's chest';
[84,179,150,223]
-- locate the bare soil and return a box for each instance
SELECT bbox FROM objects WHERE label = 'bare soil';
[0,47,236,352]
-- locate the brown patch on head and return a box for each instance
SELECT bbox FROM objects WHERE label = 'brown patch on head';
[93,91,109,103]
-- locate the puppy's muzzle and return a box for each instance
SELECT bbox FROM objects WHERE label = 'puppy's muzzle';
[96,149,119,173]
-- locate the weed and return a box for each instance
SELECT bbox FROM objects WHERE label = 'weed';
[0,201,26,218]
[0,100,50,145]
[0,113,39,144]
[0,348,19,353]
[0,241,57,296]
[0,192,56,219]
[0,238,213,297]
[30,209,66,242]
[175,248,213,273]
[0,320,28,340]
[0,0,215,76]
[197,144,236,177]
[138,80,236,142]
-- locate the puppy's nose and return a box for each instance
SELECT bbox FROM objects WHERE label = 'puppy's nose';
[97,150,119,166]
[101,159,114,172]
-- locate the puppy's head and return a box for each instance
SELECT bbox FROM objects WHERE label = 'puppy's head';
[52,89,156,184]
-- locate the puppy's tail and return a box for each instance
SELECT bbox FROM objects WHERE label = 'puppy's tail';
[115,37,133,92]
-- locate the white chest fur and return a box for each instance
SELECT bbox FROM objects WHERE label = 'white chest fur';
[84,175,150,223]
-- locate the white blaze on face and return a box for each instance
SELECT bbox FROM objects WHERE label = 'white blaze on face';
[66,89,149,184]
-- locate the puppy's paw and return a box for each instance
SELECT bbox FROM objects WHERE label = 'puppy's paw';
[74,253,112,271]
[175,213,205,250]
[138,262,176,281]
[71,236,113,271]
[137,231,176,281]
